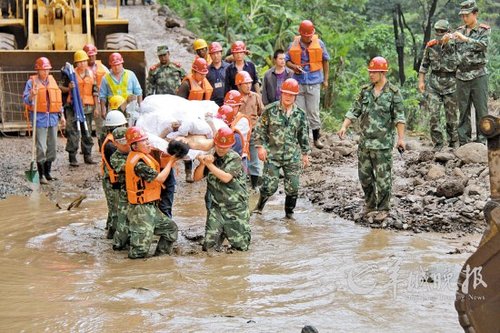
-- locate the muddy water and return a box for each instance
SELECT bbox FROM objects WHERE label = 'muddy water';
[0,185,477,332]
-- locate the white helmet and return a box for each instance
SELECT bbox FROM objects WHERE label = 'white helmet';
[104,110,127,127]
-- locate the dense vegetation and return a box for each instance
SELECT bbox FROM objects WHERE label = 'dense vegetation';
[163,0,499,133]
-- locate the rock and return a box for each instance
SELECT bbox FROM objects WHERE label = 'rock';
[479,168,489,179]
[474,200,486,211]
[165,17,184,28]
[466,184,482,196]
[331,145,355,156]
[426,164,446,180]
[418,150,435,163]
[434,152,455,163]
[157,5,172,16]
[436,178,465,198]
[452,167,469,186]
[454,143,488,164]
[413,177,425,186]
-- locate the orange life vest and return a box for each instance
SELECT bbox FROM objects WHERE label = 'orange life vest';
[26,75,63,113]
[125,151,161,204]
[93,60,107,89]
[183,74,213,100]
[289,35,323,72]
[101,133,118,183]
[71,68,95,106]
[231,113,252,156]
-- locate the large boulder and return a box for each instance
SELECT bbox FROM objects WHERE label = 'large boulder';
[454,143,488,164]
[434,151,455,163]
[436,178,465,198]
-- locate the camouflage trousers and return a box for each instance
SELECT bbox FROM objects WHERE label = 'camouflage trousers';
[358,148,393,211]
[204,200,251,251]
[127,202,178,259]
[260,159,302,197]
[426,90,458,148]
[457,75,489,145]
[102,176,118,230]
[64,106,94,155]
[112,191,130,249]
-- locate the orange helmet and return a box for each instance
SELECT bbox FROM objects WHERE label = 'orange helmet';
[231,41,246,54]
[34,57,52,70]
[109,52,124,66]
[126,127,148,145]
[209,42,223,54]
[216,105,237,125]
[368,56,388,72]
[192,57,209,74]
[281,78,300,95]
[214,127,235,148]
[224,90,243,106]
[299,20,315,37]
[235,71,253,85]
[83,44,97,56]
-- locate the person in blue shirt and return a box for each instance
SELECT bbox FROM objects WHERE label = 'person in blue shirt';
[207,42,230,106]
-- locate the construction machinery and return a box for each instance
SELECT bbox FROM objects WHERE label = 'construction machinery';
[0,0,145,131]
[455,115,500,333]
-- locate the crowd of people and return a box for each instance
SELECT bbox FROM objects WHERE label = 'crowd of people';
[22,0,491,258]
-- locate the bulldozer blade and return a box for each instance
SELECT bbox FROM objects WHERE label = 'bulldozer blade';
[25,161,39,183]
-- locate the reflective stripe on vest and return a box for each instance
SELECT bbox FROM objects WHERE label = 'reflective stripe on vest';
[101,133,118,184]
[125,152,161,204]
[289,35,323,72]
[184,74,213,100]
[105,70,129,101]
[27,75,63,112]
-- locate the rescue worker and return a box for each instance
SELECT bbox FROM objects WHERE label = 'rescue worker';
[101,108,128,239]
[253,78,311,219]
[124,127,179,258]
[286,19,330,149]
[337,57,406,221]
[224,41,260,94]
[207,42,230,106]
[213,104,249,157]
[193,127,251,252]
[84,43,109,141]
[60,50,97,166]
[99,52,143,122]
[236,71,264,189]
[146,45,185,96]
[193,38,211,64]
[23,57,66,184]
[262,49,294,106]
[418,20,459,150]
[443,0,490,145]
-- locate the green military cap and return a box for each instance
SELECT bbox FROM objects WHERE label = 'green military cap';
[112,127,128,142]
[434,19,450,32]
[157,45,169,55]
[459,0,477,15]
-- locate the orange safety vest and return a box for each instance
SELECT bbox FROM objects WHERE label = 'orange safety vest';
[26,75,63,112]
[71,68,95,106]
[93,60,107,90]
[101,133,118,183]
[183,74,213,100]
[231,113,252,156]
[125,151,161,204]
[289,35,323,72]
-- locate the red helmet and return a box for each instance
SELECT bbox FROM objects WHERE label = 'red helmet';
[235,71,253,85]
[368,56,388,72]
[281,78,300,95]
[299,20,315,37]
[109,52,124,66]
[214,127,235,148]
[209,41,223,54]
[224,90,243,106]
[126,127,148,145]
[192,57,209,74]
[34,57,52,70]
[83,44,97,56]
[231,41,246,54]
[216,105,237,125]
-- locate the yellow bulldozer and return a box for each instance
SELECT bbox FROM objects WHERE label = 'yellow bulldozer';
[0,0,145,131]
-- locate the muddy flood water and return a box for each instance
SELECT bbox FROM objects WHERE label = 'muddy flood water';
[0,183,477,332]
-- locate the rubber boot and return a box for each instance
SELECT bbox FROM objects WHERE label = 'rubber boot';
[250,175,260,189]
[312,129,324,149]
[84,154,97,165]
[44,161,57,181]
[184,160,194,183]
[284,195,298,219]
[154,237,174,256]
[37,162,49,184]
[252,194,269,215]
[106,227,116,240]
[69,153,79,167]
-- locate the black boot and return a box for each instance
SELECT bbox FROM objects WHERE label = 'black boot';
[84,154,97,165]
[184,160,194,183]
[285,195,298,219]
[44,161,57,181]
[154,237,174,256]
[37,162,49,184]
[252,195,269,214]
[312,129,324,149]
[69,153,79,167]
[250,175,260,189]
[106,227,116,240]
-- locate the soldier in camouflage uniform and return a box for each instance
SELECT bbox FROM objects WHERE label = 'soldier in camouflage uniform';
[109,127,131,250]
[418,20,459,149]
[443,0,490,145]
[193,128,251,251]
[338,57,406,221]
[253,78,311,219]
[146,45,186,96]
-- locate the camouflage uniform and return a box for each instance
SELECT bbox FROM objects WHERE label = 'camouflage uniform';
[102,136,118,236]
[345,81,406,211]
[146,45,185,96]
[455,0,491,144]
[253,101,310,216]
[419,20,459,148]
[126,160,178,259]
[203,150,250,251]
[110,141,129,250]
